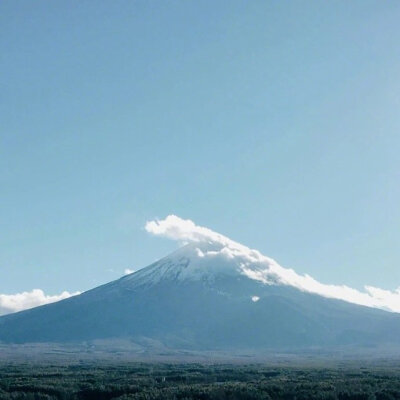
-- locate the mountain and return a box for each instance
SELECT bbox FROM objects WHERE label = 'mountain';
[1,240,400,351]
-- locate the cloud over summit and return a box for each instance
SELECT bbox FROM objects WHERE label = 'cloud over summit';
[145,215,232,246]
[146,215,400,313]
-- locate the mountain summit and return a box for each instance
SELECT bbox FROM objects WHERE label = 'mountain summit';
[144,216,400,313]
[1,216,400,350]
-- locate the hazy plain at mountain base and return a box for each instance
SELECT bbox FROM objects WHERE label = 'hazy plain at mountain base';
[2,340,400,365]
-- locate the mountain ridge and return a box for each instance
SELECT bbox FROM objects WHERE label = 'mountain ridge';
[1,239,400,350]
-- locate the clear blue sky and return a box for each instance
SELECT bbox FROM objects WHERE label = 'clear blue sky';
[1,1,399,295]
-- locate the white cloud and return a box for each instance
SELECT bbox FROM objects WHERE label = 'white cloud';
[0,289,80,316]
[124,268,135,275]
[145,215,268,262]
[145,215,229,244]
[146,215,400,313]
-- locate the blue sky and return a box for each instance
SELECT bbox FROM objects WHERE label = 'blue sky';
[1,1,400,299]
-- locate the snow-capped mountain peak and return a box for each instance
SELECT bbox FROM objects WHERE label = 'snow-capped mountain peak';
[2,215,400,349]
[140,215,400,313]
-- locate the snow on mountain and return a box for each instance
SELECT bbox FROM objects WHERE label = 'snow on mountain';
[144,215,400,313]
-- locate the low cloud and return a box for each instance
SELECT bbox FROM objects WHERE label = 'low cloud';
[124,268,135,275]
[146,215,400,313]
[0,289,80,316]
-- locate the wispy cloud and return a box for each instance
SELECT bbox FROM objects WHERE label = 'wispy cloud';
[0,289,80,316]
[146,215,400,313]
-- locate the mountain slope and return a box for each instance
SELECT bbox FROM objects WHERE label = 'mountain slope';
[1,241,400,350]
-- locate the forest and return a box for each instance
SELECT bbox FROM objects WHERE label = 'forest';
[1,361,400,399]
